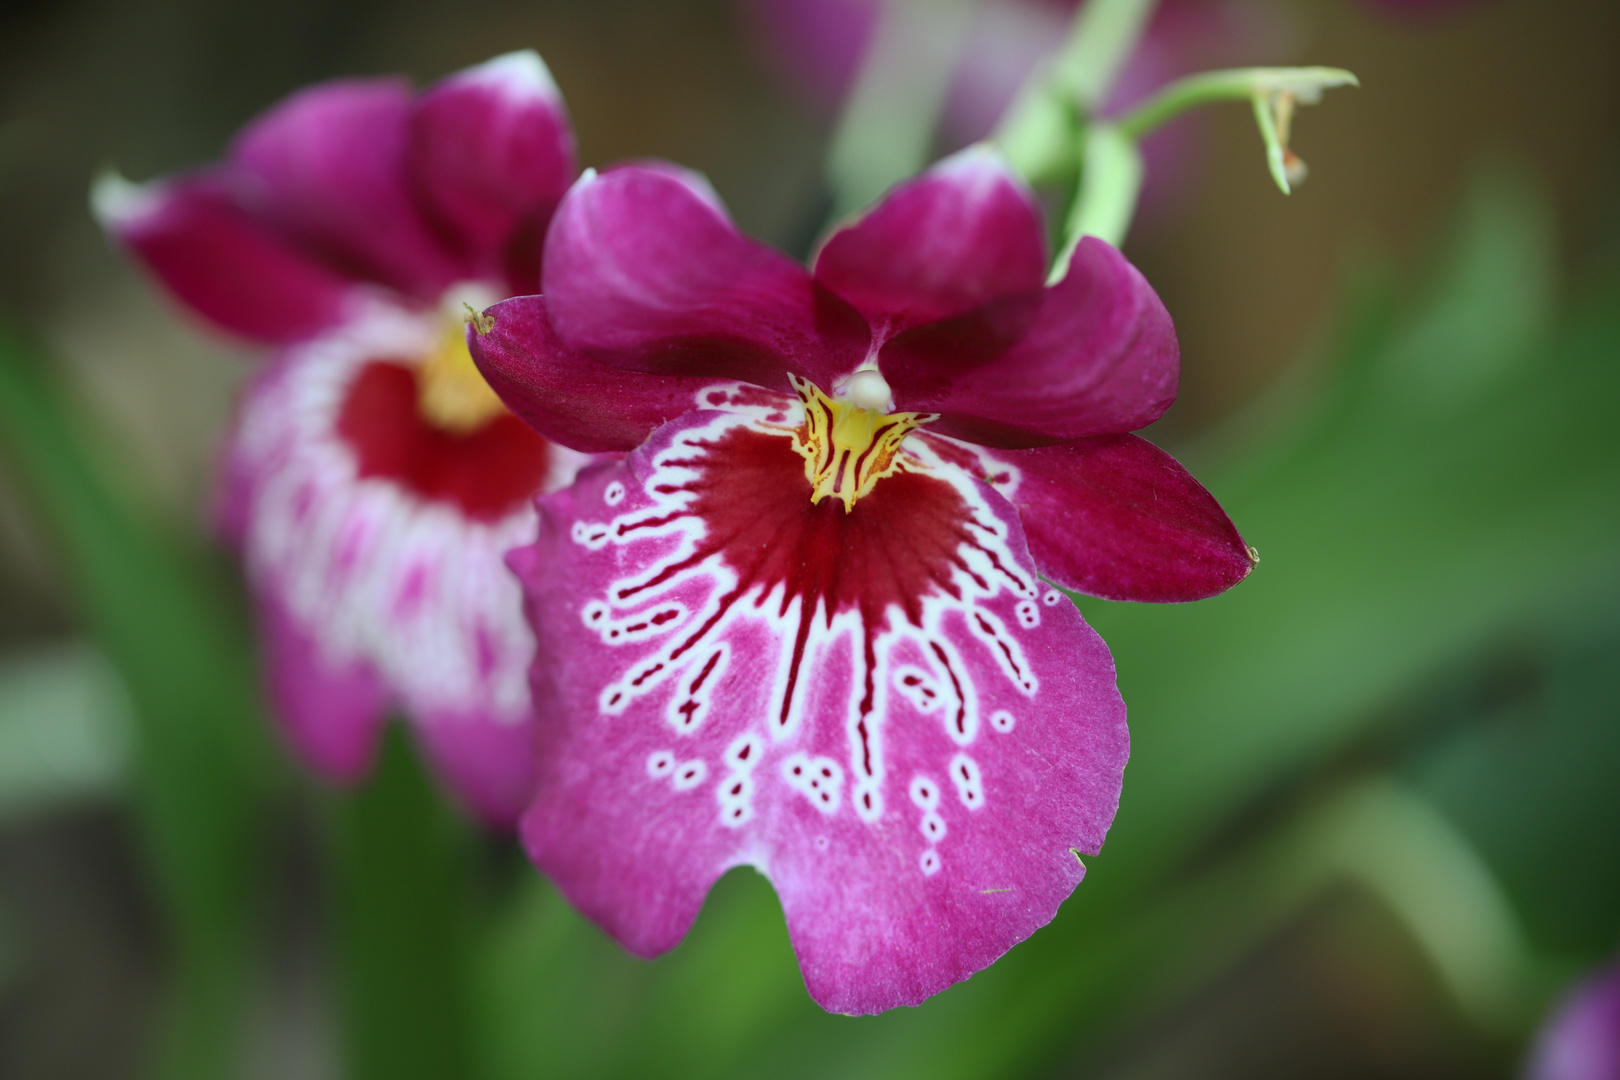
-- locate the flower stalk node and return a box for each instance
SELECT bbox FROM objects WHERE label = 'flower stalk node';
[789,374,930,512]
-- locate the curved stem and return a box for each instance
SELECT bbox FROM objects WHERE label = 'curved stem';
[1050,124,1143,279]
[825,0,972,216]
[995,0,1160,184]
[1117,65,1359,141]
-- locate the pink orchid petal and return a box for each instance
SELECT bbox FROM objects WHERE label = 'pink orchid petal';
[260,594,389,783]
[469,295,792,454]
[511,409,1127,1014]
[814,146,1046,340]
[542,166,870,391]
[965,433,1253,602]
[881,236,1179,447]
[413,705,538,829]
[409,51,577,295]
[228,77,467,300]
[94,175,356,344]
[1528,961,1620,1080]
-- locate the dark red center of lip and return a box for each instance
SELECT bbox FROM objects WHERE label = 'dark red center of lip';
[661,425,977,625]
[614,423,1031,770]
[335,360,552,521]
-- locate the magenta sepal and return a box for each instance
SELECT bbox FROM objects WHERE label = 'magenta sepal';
[540,167,870,392]
[516,154,1179,451]
[814,146,1047,341]
[967,433,1253,603]
[408,51,576,294]
[511,408,1128,1014]
[100,51,578,345]
[879,235,1180,448]
[470,296,744,454]
[98,176,359,344]
[229,77,469,300]
[102,52,592,827]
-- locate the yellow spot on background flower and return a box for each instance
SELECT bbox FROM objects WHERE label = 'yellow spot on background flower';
[418,321,507,433]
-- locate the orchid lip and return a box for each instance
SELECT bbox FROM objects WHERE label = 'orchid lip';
[516,401,1128,1012]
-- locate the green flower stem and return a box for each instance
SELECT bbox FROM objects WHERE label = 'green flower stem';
[1116,66,1357,140]
[1049,0,1160,111]
[1117,66,1359,193]
[995,0,1159,183]
[1050,123,1143,278]
[326,728,474,1080]
[0,329,273,1080]
[826,0,973,216]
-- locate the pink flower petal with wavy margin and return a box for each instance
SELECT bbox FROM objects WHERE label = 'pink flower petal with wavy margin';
[409,51,577,295]
[815,146,1046,341]
[512,407,1127,1013]
[541,167,870,392]
[93,174,358,344]
[961,433,1253,602]
[228,77,468,301]
[880,236,1179,447]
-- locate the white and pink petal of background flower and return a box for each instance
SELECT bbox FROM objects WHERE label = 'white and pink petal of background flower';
[100,51,586,825]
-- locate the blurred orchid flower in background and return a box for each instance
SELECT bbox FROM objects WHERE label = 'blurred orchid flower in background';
[1527,960,1620,1080]
[470,145,1251,1012]
[94,51,589,825]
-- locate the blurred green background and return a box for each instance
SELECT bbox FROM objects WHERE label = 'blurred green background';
[0,0,1616,1077]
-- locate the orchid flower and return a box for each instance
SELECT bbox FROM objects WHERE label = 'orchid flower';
[1528,960,1620,1080]
[469,146,1253,1011]
[95,51,586,825]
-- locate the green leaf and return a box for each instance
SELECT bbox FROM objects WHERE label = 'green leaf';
[328,727,475,1080]
[0,329,274,1080]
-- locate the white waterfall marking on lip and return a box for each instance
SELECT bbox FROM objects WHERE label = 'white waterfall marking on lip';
[562,406,1045,868]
